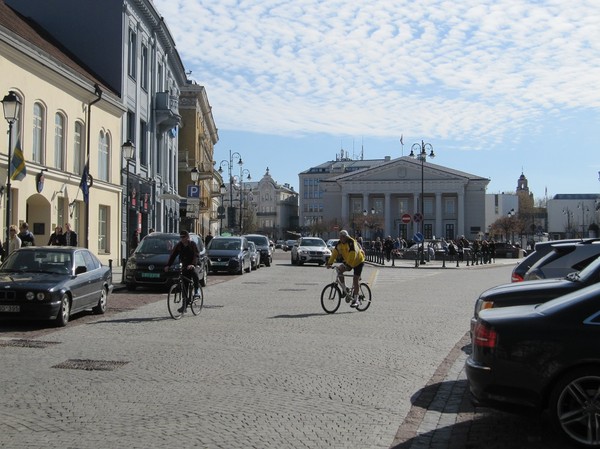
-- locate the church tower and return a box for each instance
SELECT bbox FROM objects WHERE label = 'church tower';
[516,172,534,210]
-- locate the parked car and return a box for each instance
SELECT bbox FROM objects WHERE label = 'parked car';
[124,232,207,291]
[493,242,521,258]
[402,241,446,260]
[243,234,272,267]
[291,237,331,265]
[511,238,598,282]
[472,252,600,334]
[0,246,113,326]
[467,283,600,448]
[207,236,251,274]
[524,240,600,281]
[326,239,339,250]
[248,241,260,271]
[275,240,285,249]
[283,239,297,251]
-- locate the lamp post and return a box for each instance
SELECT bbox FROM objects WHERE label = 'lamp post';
[362,208,375,242]
[218,150,242,233]
[219,183,226,235]
[2,91,21,247]
[239,168,251,234]
[508,208,516,244]
[122,140,135,256]
[410,140,435,265]
[578,202,589,238]
[563,208,574,238]
[190,167,200,234]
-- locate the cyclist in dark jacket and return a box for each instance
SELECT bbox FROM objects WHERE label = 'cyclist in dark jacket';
[164,230,200,297]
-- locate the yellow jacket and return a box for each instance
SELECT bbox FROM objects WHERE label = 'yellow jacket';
[328,237,365,267]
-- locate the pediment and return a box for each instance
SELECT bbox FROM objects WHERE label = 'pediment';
[333,157,456,183]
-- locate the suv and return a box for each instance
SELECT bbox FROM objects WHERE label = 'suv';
[243,234,272,267]
[124,232,207,291]
[524,240,600,281]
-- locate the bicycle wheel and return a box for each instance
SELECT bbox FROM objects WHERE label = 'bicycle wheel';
[320,283,341,314]
[355,283,372,312]
[190,286,204,316]
[167,283,184,320]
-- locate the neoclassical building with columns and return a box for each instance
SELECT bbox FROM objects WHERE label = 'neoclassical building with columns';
[300,154,490,242]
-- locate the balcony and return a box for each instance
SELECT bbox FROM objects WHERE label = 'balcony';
[155,92,181,130]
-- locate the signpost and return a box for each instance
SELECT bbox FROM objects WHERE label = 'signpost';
[401,213,411,224]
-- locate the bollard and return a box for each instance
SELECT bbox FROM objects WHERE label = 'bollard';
[108,259,113,271]
[456,255,460,267]
[442,253,446,268]
[121,258,127,284]
[391,251,395,267]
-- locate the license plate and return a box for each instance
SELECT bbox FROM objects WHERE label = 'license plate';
[0,305,19,312]
[141,273,161,278]
[212,261,227,266]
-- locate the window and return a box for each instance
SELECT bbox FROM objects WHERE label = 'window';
[445,198,456,215]
[424,223,433,239]
[139,120,148,166]
[141,43,148,90]
[398,198,409,214]
[157,62,164,91]
[98,205,109,253]
[73,121,84,174]
[445,224,455,240]
[424,198,433,216]
[32,102,45,163]
[128,27,137,79]
[127,110,136,142]
[98,131,110,182]
[54,113,65,169]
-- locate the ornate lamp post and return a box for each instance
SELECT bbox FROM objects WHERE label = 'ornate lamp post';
[2,91,21,247]
[410,140,435,265]
[578,202,589,238]
[363,208,375,242]
[219,183,226,235]
[122,140,135,256]
[190,166,200,234]
[239,168,251,234]
[562,208,574,238]
[218,150,242,233]
[508,208,516,244]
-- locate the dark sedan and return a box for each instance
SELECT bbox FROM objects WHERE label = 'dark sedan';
[466,284,600,447]
[207,236,251,274]
[471,253,600,333]
[124,232,207,291]
[0,247,113,326]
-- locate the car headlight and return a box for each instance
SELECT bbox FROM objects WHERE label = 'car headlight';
[26,292,47,301]
[126,259,137,270]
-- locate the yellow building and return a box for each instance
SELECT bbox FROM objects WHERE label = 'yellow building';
[0,2,125,264]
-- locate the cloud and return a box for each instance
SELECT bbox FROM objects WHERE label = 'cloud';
[156,0,600,148]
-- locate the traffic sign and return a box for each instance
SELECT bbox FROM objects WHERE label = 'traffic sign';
[413,232,424,243]
[401,213,412,224]
[413,212,423,223]
[187,185,200,198]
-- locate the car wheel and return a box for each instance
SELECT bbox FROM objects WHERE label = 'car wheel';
[549,367,600,447]
[245,261,251,273]
[265,257,271,267]
[92,287,108,314]
[237,261,244,275]
[55,294,70,327]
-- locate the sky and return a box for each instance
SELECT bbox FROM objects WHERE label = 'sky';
[154,0,600,200]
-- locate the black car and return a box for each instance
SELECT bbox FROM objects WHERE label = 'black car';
[124,232,207,291]
[243,234,272,267]
[472,252,600,333]
[207,236,251,274]
[467,283,600,447]
[0,246,113,326]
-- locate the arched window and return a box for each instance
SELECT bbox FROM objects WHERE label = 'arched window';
[73,121,84,174]
[32,102,45,163]
[54,112,66,169]
[98,130,110,181]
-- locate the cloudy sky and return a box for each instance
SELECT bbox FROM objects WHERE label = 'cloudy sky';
[154,0,600,198]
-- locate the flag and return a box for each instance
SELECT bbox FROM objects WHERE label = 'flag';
[79,161,89,204]
[10,138,26,181]
[400,134,404,146]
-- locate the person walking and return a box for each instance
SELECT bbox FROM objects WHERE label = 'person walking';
[63,223,78,246]
[8,225,21,255]
[48,226,65,246]
[204,231,213,247]
[18,222,35,247]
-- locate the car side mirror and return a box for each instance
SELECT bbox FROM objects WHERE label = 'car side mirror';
[75,265,87,275]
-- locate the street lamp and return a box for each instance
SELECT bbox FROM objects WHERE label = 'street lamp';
[219,182,226,235]
[410,140,435,265]
[190,167,200,234]
[2,91,21,248]
[508,208,516,244]
[362,208,375,241]
[239,168,251,234]
[122,140,135,256]
[562,208,574,238]
[218,150,242,233]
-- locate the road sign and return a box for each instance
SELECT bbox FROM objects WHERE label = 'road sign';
[187,185,200,198]
[413,213,423,223]
[401,213,412,224]
[413,232,424,243]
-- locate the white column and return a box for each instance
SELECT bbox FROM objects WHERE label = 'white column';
[435,193,442,238]
[341,193,349,224]
[384,192,391,236]
[458,191,465,237]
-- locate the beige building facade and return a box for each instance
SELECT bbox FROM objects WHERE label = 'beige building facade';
[1,2,124,263]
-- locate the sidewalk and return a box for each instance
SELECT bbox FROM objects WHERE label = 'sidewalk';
[368,254,520,269]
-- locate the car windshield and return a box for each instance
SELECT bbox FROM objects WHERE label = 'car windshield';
[136,237,178,254]
[1,250,72,274]
[301,238,325,247]
[210,239,241,250]
[246,236,268,245]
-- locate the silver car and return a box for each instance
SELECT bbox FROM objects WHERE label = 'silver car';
[291,237,331,266]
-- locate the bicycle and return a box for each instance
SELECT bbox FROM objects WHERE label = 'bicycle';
[167,264,204,319]
[320,266,372,314]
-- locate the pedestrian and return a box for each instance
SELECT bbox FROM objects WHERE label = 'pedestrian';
[130,229,140,254]
[8,225,21,255]
[64,222,78,246]
[204,231,213,246]
[18,222,35,247]
[383,236,394,261]
[48,226,65,246]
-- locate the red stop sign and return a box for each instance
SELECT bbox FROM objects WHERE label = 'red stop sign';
[401,213,411,224]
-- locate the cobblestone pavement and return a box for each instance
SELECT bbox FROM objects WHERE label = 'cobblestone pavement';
[0,253,576,449]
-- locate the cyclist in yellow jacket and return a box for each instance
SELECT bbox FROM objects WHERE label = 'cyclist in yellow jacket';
[326,230,365,307]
